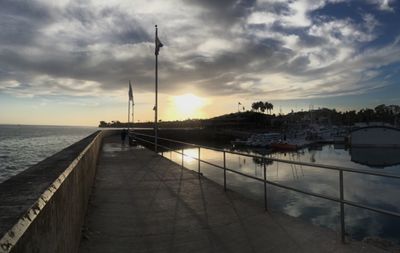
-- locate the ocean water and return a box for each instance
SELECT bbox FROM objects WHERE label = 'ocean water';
[0,125,96,183]
[163,144,400,244]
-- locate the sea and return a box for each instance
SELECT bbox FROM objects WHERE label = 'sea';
[0,125,96,183]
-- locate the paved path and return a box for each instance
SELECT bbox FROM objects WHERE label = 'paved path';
[79,136,385,253]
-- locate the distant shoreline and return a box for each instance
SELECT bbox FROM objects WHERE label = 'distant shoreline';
[0,124,97,128]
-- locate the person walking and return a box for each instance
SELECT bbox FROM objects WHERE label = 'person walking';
[121,129,127,145]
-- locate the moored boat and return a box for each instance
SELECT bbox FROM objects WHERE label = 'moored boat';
[231,133,281,148]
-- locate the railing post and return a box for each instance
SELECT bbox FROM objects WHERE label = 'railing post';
[182,149,184,167]
[198,147,201,177]
[340,170,345,243]
[264,159,268,211]
[223,151,227,191]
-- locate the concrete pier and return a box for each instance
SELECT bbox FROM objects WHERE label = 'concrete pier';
[79,136,385,253]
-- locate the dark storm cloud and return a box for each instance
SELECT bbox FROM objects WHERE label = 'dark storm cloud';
[0,0,153,95]
[298,34,327,47]
[0,46,152,88]
[0,0,54,45]
[63,3,150,44]
[188,0,257,14]
[187,0,256,25]
[0,0,256,95]
[153,38,295,94]
[255,1,291,15]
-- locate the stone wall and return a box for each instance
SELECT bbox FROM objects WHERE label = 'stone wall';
[0,130,117,253]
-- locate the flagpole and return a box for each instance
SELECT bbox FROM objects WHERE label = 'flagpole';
[154,25,158,153]
[128,97,131,130]
[130,80,134,132]
[132,100,135,132]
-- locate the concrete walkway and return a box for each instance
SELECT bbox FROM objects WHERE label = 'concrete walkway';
[79,136,385,253]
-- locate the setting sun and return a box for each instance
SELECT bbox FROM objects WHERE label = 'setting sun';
[172,93,205,119]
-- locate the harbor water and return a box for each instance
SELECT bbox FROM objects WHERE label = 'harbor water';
[163,144,400,244]
[0,125,96,183]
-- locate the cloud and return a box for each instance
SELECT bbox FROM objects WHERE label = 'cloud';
[367,0,395,12]
[0,0,399,101]
[0,0,54,46]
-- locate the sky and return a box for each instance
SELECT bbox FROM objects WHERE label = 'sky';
[0,0,400,126]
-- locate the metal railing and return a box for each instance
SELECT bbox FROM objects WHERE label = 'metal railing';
[131,132,400,243]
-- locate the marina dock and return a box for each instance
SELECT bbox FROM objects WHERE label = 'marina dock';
[78,135,384,253]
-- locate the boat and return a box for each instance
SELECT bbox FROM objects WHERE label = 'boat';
[350,126,400,148]
[231,133,281,148]
[270,137,314,151]
[306,125,335,143]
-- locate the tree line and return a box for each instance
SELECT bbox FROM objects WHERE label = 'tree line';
[339,104,400,125]
[251,101,274,114]
[99,104,400,128]
[283,104,400,126]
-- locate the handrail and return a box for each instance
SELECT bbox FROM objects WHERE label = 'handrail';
[131,132,400,243]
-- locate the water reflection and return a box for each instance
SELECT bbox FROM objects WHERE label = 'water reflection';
[163,144,400,244]
[350,147,400,167]
[182,148,198,163]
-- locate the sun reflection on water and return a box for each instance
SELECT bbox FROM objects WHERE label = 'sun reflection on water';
[182,148,198,164]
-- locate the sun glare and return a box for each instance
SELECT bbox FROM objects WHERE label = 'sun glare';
[173,93,205,119]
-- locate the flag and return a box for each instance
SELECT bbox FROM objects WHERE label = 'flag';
[155,36,163,55]
[129,80,133,101]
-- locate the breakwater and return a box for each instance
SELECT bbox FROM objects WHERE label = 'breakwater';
[0,130,117,253]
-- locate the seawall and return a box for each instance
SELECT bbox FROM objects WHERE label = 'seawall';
[0,130,117,253]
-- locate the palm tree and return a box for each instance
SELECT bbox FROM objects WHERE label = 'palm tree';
[264,102,269,114]
[259,102,267,113]
[251,102,259,112]
[268,103,274,114]
[264,102,273,114]
[252,101,270,113]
